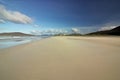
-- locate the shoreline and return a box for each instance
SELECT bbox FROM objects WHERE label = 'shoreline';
[1,36,120,50]
[0,36,51,50]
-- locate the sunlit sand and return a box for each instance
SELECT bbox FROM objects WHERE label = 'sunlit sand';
[0,36,120,80]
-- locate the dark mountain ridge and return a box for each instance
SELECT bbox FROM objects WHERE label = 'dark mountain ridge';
[0,32,34,36]
[87,26,120,36]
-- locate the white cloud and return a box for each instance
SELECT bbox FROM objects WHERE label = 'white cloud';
[31,29,68,35]
[71,28,80,33]
[33,24,41,27]
[30,30,41,35]
[99,26,117,31]
[0,5,33,24]
[99,21,120,31]
[45,29,68,34]
[0,19,5,23]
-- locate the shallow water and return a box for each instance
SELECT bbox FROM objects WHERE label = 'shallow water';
[0,36,49,49]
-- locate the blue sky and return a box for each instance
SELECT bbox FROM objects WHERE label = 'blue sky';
[0,0,120,34]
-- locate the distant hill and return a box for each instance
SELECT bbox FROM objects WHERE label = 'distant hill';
[0,32,34,36]
[87,26,120,36]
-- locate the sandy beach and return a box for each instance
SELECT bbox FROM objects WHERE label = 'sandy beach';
[0,36,120,80]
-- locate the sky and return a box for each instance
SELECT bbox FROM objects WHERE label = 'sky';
[0,0,120,34]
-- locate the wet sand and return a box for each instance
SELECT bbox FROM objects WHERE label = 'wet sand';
[0,36,120,80]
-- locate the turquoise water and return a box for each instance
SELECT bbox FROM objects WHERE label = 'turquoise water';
[0,36,49,49]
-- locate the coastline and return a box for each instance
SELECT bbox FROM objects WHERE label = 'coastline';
[0,36,50,49]
[0,36,120,80]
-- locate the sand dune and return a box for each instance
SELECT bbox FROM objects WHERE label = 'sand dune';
[0,36,120,80]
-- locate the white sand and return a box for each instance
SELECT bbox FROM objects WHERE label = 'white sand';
[0,36,120,80]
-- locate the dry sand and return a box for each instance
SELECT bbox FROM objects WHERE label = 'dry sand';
[0,36,120,80]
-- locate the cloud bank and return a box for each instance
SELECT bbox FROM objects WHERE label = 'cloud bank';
[0,5,33,24]
[98,21,120,31]
[71,28,80,33]
[44,29,68,35]
[0,19,5,23]
[33,24,41,27]
[99,26,117,31]
[30,29,68,35]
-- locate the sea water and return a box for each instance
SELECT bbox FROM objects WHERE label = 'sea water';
[0,36,49,49]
